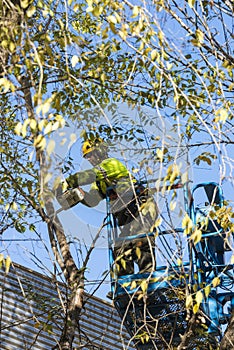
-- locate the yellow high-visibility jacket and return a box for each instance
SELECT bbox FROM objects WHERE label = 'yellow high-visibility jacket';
[66,157,157,233]
[66,158,134,208]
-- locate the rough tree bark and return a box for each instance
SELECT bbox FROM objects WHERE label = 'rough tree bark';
[20,76,85,350]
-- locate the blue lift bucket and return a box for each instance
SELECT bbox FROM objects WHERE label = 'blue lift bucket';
[106,181,234,349]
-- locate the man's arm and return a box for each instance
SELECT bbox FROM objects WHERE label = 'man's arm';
[66,169,97,188]
[81,188,103,207]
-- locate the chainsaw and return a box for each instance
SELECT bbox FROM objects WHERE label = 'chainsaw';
[56,187,84,211]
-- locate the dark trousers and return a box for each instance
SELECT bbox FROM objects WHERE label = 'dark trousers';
[114,235,155,276]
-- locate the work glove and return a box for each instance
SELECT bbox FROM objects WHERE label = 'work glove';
[56,187,85,210]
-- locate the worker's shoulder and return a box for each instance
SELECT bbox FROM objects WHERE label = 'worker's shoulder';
[100,157,126,167]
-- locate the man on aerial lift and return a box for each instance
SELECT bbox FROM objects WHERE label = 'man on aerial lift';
[56,137,158,276]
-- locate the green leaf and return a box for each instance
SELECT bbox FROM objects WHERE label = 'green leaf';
[15,222,26,233]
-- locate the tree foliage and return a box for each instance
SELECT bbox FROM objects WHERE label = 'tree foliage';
[0,0,234,349]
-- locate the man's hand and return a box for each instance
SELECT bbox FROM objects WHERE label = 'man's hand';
[56,188,85,210]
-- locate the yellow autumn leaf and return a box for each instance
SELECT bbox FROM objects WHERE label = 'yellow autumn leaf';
[30,119,37,131]
[135,247,141,259]
[119,29,127,41]
[15,122,22,136]
[41,101,51,115]
[26,5,36,17]
[170,201,176,211]
[185,294,193,308]
[145,334,149,342]
[137,292,144,300]
[120,258,126,270]
[21,119,30,138]
[215,108,228,123]
[20,0,30,9]
[212,277,220,287]
[9,42,15,52]
[130,281,137,290]
[146,166,153,175]
[36,136,46,150]
[43,173,52,184]
[158,30,164,42]
[108,15,117,24]
[0,253,4,267]
[38,119,46,131]
[156,148,163,161]
[47,139,55,156]
[132,5,139,17]
[177,258,182,266]
[190,229,202,245]
[5,202,10,211]
[188,0,195,7]
[204,285,211,298]
[182,214,193,234]
[86,0,93,7]
[12,202,18,211]
[0,78,15,92]
[196,29,204,44]
[60,138,67,146]
[70,133,77,143]
[154,217,162,227]
[169,167,180,183]
[34,134,43,147]
[71,55,79,67]
[124,249,132,257]
[140,280,148,293]
[44,122,53,135]
[5,256,11,274]
[86,5,93,12]
[151,49,158,61]
[148,200,156,219]
[195,290,203,306]
[181,171,189,184]
[193,303,199,314]
[73,4,79,12]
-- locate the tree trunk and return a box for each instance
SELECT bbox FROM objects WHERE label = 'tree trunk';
[20,77,85,350]
[58,283,84,350]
